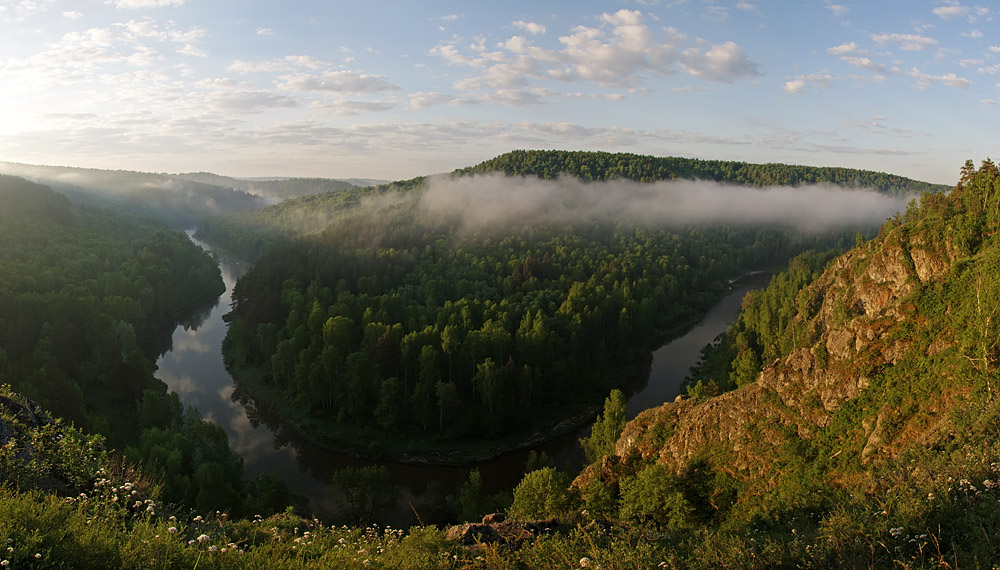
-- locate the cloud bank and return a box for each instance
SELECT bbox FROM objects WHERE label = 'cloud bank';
[416,174,909,234]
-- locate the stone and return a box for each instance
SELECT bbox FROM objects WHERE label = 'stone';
[445,524,503,546]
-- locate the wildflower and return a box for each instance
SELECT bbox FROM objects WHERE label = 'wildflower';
[580,557,591,568]
[363,560,371,567]
[209,546,218,552]
[197,534,210,542]
[168,527,178,534]
[890,527,904,537]
[193,516,203,522]
[188,540,196,545]
[34,554,41,559]
[2,560,8,567]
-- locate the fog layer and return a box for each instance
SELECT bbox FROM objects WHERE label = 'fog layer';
[417,174,911,233]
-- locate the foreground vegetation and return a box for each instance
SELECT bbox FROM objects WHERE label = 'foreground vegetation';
[5,382,1000,569]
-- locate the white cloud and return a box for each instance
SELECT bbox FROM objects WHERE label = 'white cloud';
[907,67,971,88]
[409,92,455,109]
[310,100,396,116]
[933,2,968,19]
[210,91,299,113]
[827,42,859,55]
[871,32,938,51]
[736,1,755,11]
[783,77,806,94]
[960,58,984,67]
[512,20,546,35]
[107,0,185,8]
[277,70,400,94]
[431,8,761,102]
[827,3,849,16]
[977,63,1000,74]
[229,56,330,73]
[62,10,83,19]
[962,29,983,38]
[256,28,274,36]
[680,41,761,82]
[3,0,55,20]
[672,85,707,92]
[840,56,890,74]
[783,72,834,94]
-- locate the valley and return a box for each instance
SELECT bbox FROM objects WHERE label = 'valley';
[2,151,996,568]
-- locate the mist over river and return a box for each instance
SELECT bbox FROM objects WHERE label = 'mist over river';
[154,233,769,524]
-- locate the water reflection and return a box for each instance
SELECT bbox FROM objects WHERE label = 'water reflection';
[155,233,769,524]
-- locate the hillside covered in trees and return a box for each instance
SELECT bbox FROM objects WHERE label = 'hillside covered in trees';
[559,159,1000,566]
[461,150,950,194]
[0,175,290,517]
[202,150,936,461]
[197,150,946,262]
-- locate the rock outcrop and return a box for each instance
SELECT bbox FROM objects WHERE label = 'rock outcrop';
[576,213,965,491]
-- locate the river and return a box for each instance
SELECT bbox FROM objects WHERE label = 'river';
[154,234,770,524]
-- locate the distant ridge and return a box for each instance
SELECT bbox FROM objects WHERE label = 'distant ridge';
[463,149,950,196]
[0,161,373,226]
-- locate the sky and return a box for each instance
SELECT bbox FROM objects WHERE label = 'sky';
[0,0,996,184]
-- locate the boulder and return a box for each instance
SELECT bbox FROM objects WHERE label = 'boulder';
[445,524,503,546]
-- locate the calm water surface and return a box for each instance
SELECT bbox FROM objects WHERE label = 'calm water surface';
[155,234,770,523]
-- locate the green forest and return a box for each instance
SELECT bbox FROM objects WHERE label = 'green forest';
[0,175,289,518]
[202,150,935,458]
[460,149,951,194]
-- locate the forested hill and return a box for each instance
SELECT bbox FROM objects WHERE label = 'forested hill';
[0,162,269,227]
[567,159,1000,566]
[172,172,359,202]
[463,149,950,195]
[0,175,282,516]
[196,151,944,263]
[207,151,939,462]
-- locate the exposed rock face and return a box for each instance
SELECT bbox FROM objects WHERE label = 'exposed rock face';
[0,395,46,429]
[445,524,502,546]
[444,517,558,551]
[577,222,962,489]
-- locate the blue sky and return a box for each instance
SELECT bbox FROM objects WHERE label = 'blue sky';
[0,0,996,183]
